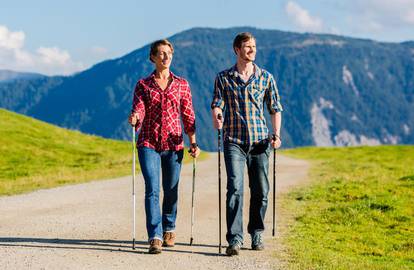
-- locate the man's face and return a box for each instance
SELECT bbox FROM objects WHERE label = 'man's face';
[236,38,256,62]
[151,44,173,69]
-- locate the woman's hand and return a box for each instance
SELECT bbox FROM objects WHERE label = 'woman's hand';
[128,112,139,126]
[189,143,200,158]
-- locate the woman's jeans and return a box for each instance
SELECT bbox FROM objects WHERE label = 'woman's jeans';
[138,146,183,242]
[223,140,271,245]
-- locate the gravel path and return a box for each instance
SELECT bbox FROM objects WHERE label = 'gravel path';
[0,153,309,270]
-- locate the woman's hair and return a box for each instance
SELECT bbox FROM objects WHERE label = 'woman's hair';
[233,32,255,54]
[149,39,174,63]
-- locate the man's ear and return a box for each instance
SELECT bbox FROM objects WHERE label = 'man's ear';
[234,47,240,56]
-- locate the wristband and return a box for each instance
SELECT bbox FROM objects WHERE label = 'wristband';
[272,134,281,140]
[188,143,198,153]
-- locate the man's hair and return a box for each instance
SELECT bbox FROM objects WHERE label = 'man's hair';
[233,32,255,54]
[149,39,174,63]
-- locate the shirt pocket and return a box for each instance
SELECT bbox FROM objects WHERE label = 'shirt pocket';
[167,88,180,109]
[147,88,161,109]
[250,84,265,102]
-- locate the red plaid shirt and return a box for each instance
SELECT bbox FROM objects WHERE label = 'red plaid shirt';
[131,71,196,151]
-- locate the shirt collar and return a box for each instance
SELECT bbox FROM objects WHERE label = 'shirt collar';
[150,70,179,81]
[149,70,179,89]
[228,63,261,80]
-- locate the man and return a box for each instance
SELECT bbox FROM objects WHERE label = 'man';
[211,32,283,256]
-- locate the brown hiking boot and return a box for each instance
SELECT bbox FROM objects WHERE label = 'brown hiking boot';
[163,232,176,247]
[148,239,162,254]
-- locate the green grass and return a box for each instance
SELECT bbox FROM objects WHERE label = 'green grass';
[281,146,414,270]
[0,109,206,196]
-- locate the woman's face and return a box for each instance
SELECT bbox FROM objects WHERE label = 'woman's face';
[152,44,173,69]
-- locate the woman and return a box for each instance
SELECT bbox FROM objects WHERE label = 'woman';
[128,39,200,254]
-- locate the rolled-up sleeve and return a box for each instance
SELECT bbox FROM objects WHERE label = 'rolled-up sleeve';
[211,75,225,110]
[180,81,196,134]
[266,75,283,114]
[131,81,146,129]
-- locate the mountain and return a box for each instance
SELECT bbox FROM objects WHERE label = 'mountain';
[0,70,44,83]
[0,27,413,151]
[0,75,63,114]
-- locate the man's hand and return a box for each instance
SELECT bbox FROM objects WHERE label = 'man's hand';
[271,134,282,149]
[212,107,223,130]
[128,112,139,126]
[189,143,201,158]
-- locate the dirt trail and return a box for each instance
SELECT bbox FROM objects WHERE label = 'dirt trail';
[0,153,309,270]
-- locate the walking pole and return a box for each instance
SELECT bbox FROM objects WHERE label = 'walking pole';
[217,114,222,253]
[272,134,276,237]
[190,156,196,246]
[132,125,136,249]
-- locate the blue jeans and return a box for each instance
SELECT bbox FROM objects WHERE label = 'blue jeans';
[138,146,183,242]
[223,140,271,245]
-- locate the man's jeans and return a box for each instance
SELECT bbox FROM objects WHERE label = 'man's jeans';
[223,140,271,245]
[138,146,183,242]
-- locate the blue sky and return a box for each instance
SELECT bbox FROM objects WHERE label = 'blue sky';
[1,0,413,75]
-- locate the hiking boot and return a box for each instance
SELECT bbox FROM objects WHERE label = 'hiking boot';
[251,233,264,251]
[226,240,242,256]
[163,231,176,247]
[148,239,162,254]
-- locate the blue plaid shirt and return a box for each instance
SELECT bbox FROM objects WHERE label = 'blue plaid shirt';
[211,63,283,145]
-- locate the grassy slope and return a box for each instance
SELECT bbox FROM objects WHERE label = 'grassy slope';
[281,146,414,270]
[0,109,205,196]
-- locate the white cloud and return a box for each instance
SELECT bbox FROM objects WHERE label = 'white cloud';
[0,25,84,75]
[37,47,71,65]
[404,9,414,24]
[282,0,413,41]
[349,0,414,27]
[0,25,25,50]
[285,1,323,32]
[375,0,414,25]
[91,46,108,55]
